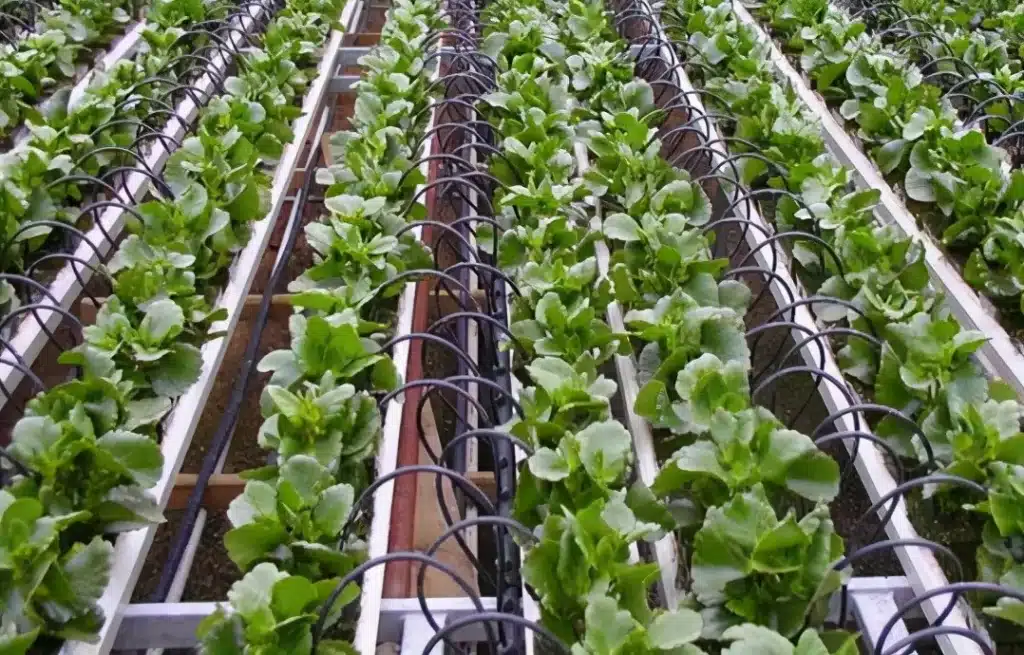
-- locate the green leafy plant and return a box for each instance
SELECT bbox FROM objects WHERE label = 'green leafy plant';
[257,373,380,480]
[719,624,859,655]
[522,495,662,644]
[511,291,628,365]
[196,562,359,654]
[258,313,400,402]
[0,491,113,648]
[225,456,363,578]
[653,407,839,514]
[507,356,617,448]
[571,596,707,654]
[6,379,165,532]
[690,485,845,638]
[61,297,203,399]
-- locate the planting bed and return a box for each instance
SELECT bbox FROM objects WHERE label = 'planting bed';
[2,0,1024,653]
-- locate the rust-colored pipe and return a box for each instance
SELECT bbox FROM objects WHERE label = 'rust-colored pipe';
[383,128,445,600]
[383,19,455,601]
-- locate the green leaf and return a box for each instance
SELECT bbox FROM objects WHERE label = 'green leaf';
[149,344,203,397]
[225,524,288,573]
[904,167,936,202]
[96,431,163,487]
[528,447,571,481]
[140,299,184,342]
[270,574,318,619]
[313,483,354,536]
[721,624,795,655]
[227,562,287,619]
[875,139,909,174]
[179,183,209,219]
[604,213,642,241]
[227,480,278,527]
[0,627,40,655]
[60,536,114,606]
[647,608,703,648]
[583,596,635,653]
[280,455,331,504]
[577,420,632,485]
[751,513,809,573]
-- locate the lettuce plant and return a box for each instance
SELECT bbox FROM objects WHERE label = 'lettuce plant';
[197,563,358,654]
[690,485,844,638]
[225,456,362,578]
[653,407,839,516]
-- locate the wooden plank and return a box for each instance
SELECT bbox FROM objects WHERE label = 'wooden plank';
[168,473,244,510]
[410,403,480,596]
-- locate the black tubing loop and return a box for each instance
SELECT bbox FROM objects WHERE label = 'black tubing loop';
[338,465,496,550]
[381,332,482,377]
[882,626,993,655]
[0,303,84,354]
[722,265,798,319]
[831,538,962,638]
[23,254,112,307]
[814,430,905,483]
[857,474,987,543]
[744,321,827,382]
[812,403,933,471]
[417,515,536,640]
[70,200,149,248]
[311,552,494,653]
[420,611,572,655]
[873,582,1024,655]
[0,274,64,314]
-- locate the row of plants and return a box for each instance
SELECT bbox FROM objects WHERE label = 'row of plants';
[666,0,1024,635]
[582,0,863,646]
[192,0,445,650]
[857,0,1024,123]
[0,0,350,651]
[0,0,268,302]
[476,0,708,650]
[0,0,142,140]
[476,0,861,650]
[737,0,1024,318]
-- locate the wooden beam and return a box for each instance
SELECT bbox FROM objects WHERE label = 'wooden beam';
[168,469,496,512]
[169,473,245,511]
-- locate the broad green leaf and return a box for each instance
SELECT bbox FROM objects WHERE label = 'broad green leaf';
[528,447,571,481]
[647,608,703,648]
[313,483,354,536]
[96,431,163,487]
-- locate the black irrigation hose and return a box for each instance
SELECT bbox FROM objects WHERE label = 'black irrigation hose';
[147,100,335,604]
